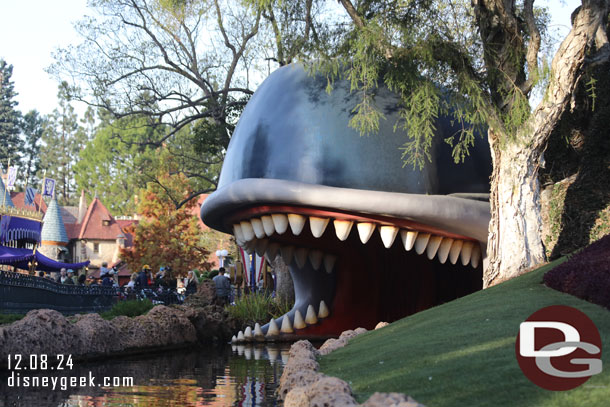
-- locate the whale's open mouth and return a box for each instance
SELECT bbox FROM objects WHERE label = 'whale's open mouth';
[200,63,492,341]
[201,179,488,341]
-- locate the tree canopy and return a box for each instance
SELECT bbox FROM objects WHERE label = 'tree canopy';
[49,0,610,284]
[119,172,212,276]
[0,60,22,167]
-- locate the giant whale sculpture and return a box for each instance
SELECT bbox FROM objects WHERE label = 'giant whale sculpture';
[201,64,492,339]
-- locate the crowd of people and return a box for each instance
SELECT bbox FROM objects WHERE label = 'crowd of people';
[34,262,202,304]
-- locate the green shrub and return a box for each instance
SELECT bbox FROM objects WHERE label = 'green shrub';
[100,299,154,320]
[195,269,219,281]
[227,292,293,328]
[0,313,24,325]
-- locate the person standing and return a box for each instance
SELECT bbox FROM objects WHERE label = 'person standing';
[64,270,76,285]
[212,267,231,305]
[136,265,150,288]
[57,268,68,284]
[184,270,198,296]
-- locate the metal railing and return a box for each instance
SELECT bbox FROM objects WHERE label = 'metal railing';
[0,270,118,314]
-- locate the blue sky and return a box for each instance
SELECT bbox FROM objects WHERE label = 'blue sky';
[0,0,581,117]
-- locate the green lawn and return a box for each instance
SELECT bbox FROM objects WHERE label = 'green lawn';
[319,258,610,407]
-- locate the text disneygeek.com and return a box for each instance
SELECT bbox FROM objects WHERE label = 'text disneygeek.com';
[4,354,133,391]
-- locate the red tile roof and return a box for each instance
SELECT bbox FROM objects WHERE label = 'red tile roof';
[65,223,81,240]
[10,191,48,212]
[78,198,124,240]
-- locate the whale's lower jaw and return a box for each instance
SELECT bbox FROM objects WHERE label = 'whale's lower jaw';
[201,179,489,341]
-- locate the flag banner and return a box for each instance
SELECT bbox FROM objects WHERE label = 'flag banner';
[0,215,11,243]
[25,186,37,207]
[42,178,56,198]
[6,166,17,189]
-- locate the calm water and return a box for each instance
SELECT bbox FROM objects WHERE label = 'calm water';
[0,344,289,407]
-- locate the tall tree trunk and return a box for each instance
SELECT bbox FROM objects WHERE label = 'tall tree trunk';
[485,133,546,286]
[484,0,609,287]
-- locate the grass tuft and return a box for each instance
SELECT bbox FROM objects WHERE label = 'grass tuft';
[0,313,24,325]
[227,292,293,329]
[100,299,154,320]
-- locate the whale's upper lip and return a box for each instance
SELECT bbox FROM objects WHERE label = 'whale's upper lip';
[201,178,490,242]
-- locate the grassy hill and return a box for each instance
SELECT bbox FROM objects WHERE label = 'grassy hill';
[319,259,610,407]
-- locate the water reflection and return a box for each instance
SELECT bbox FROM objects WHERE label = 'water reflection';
[0,344,289,407]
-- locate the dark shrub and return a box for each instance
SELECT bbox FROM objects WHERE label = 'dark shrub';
[543,234,610,309]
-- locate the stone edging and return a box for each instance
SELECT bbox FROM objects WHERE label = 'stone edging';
[278,323,424,407]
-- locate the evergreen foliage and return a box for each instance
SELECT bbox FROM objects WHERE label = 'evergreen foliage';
[74,115,162,215]
[40,83,89,205]
[0,60,22,166]
[20,110,44,188]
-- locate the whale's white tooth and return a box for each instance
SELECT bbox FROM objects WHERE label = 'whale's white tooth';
[294,247,309,268]
[255,239,269,256]
[280,315,294,333]
[288,214,307,236]
[333,219,354,241]
[244,347,252,360]
[437,238,454,264]
[251,218,266,239]
[461,241,474,266]
[267,346,279,361]
[400,230,418,251]
[471,244,481,268]
[254,347,262,360]
[308,250,323,270]
[293,310,306,329]
[449,239,464,264]
[357,222,376,244]
[234,223,245,243]
[426,236,443,259]
[305,304,318,324]
[318,300,330,319]
[244,326,253,339]
[237,345,245,355]
[231,335,237,343]
[266,242,280,260]
[280,245,295,265]
[323,254,337,273]
[281,350,290,364]
[309,216,330,238]
[240,221,255,241]
[380,225,399,248]
[235,237,245,247]
[237,331,245,342]
[261,215,275,236]
[271,214,289,234]
[414,233,431,254]
[254,323,264,338]
[266,319,279,336]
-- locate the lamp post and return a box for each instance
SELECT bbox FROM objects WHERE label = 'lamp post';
[215,249,228,268]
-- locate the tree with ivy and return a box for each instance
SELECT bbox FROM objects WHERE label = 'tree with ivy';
[0,60,22,167]
[287,0,609,286]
